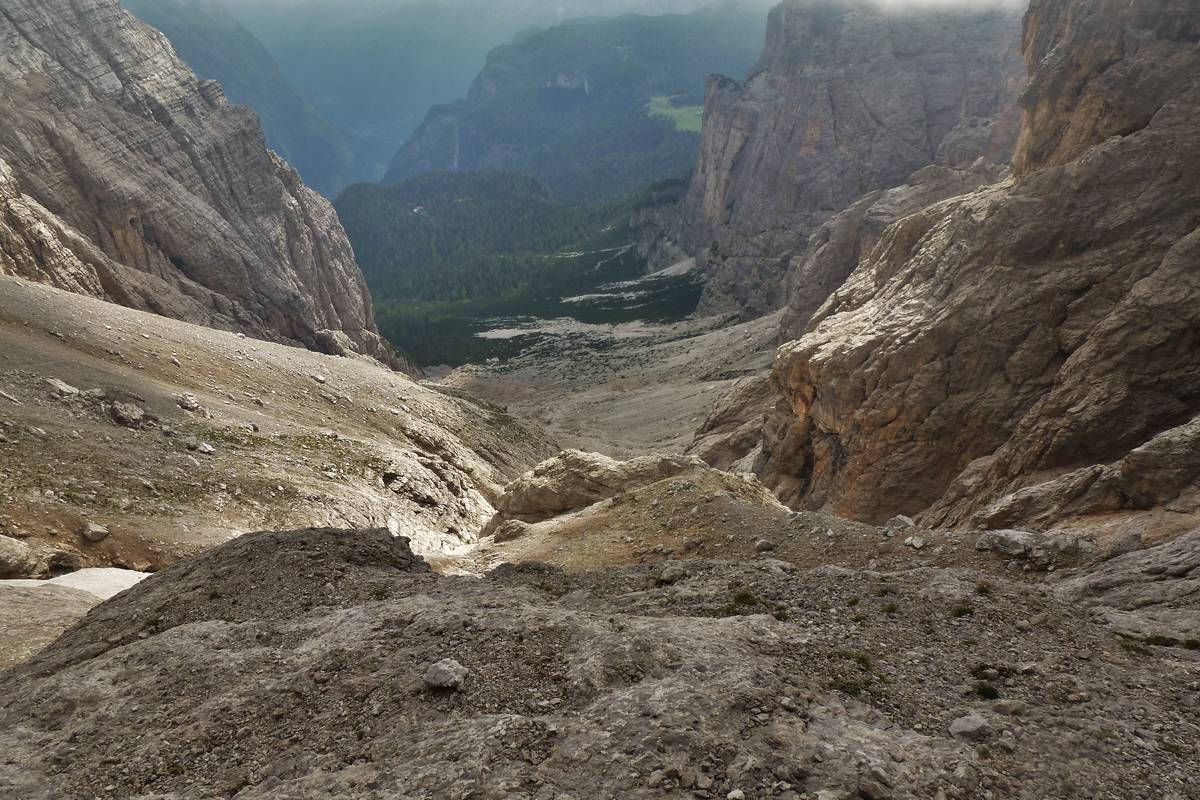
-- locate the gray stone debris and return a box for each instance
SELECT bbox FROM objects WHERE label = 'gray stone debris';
[177,393,202,412]
[975,529,1094,568]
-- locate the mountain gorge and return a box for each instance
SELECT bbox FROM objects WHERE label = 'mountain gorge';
[2,0,1200,797]
[222,0,772,172]
[0,0,401,368]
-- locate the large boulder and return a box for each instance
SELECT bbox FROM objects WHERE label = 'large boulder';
[0,535,34,579]
[489,449,707,524]
[1055,528,1200,646]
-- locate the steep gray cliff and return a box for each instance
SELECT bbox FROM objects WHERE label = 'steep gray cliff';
[672,0,1024,318]
[0,0,405,369]
[756,0,1200,534]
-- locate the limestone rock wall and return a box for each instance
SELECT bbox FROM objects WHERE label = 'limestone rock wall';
[681,0,1025,317]
[756,0,1200,530]
[0,0,407,370]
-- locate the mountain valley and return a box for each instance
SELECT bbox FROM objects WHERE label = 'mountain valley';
[1,0,1199,797]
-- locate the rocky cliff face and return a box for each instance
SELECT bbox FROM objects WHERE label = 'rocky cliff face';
[757,0,1200,536]
[674,0,1025,317]
[0,0,405,370]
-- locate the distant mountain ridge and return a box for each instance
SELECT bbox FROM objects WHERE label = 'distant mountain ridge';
[224,0,774,178]
[665,0,1026,317]
[383,5,768,204]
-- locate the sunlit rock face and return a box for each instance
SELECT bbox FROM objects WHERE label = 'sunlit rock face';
[757,0,1200,531]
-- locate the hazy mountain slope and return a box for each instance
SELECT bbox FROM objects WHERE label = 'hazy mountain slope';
[755,0,1200,540]
[338,171,600,302]
[384,6,768,203]
[121,0,376,196]
[224,0,772,170]
[0,0,401,368]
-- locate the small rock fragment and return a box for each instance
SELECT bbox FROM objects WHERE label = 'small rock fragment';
[858,778,893,800]
[424,658,468,691]
[992,699,1026,716]
[82,522,110,543]
[949,713,994,741]
[45,378,79,396]
[109,402,145,428]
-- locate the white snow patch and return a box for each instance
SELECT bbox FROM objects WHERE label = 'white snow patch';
[2,567,150,600]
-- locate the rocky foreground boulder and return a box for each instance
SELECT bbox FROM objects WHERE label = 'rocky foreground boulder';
[754,0,1200,533]
[0,0,405,369]
[2,526,1198,798]
[483,450,712,530]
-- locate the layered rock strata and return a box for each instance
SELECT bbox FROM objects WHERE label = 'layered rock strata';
[756,0,1200,532]
[0,0,405,369]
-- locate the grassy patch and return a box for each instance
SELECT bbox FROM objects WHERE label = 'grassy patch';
[648,95,704,132]
[832,650,874,672]
[713,588,790,620]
